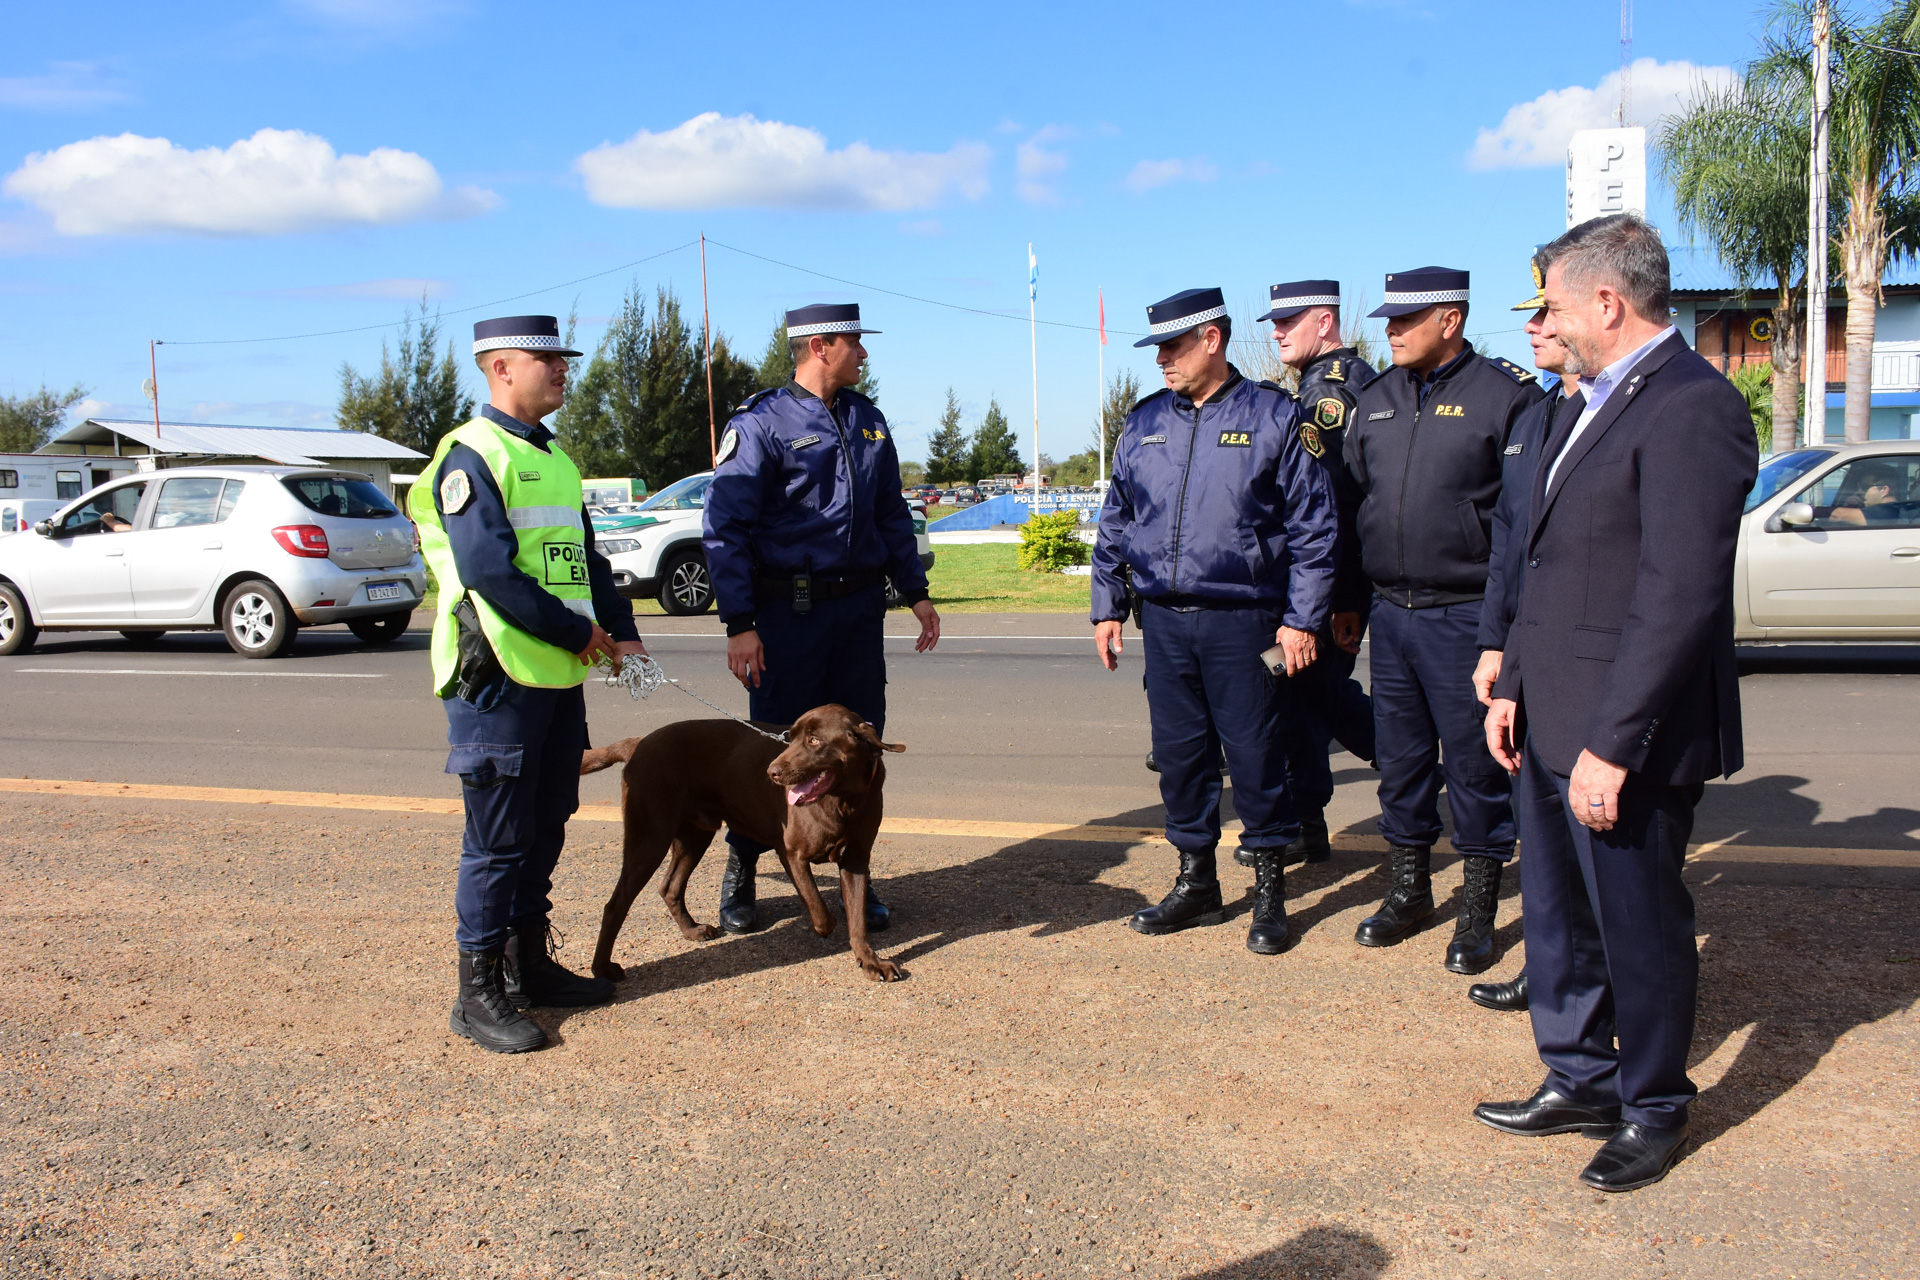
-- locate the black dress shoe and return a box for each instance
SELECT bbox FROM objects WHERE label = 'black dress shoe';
[1129,847,1226,935]
[1237,813,1329,868]
[1473,1085,1621,1138]
[864,884,891,933]
[717,847,761,935]
[1580,1122,1689,1192]
[1468,970,1529,1012]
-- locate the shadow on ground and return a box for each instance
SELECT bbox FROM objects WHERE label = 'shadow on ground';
[1177,1226,1392,1280]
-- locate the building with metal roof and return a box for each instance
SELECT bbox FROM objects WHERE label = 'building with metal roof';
[37,419,426,494]
[1666,245,1920,440]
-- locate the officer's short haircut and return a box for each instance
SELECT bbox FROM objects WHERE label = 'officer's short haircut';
[1197,316,1231,345]
[790,331,845,367]
[1547,213,1671,322]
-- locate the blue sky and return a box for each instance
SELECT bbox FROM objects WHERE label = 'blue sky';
[5,0,1768,470]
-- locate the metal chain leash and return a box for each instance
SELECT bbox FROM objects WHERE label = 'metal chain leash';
[599,653,790,744]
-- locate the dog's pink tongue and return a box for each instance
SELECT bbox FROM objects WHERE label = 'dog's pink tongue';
[785,773,831,806]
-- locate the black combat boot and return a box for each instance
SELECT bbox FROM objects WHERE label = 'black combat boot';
[864,884,891,933]
[504,920,615,1009]
[717,847,761,935]
[1285,811,1331,864]
[1128,847,1226,935]
[1354,844,1435,946]
[1444,856,1504,974]
[1469,970,1530,1012]
[450,950,546,1054]
[1245,849,1291,955]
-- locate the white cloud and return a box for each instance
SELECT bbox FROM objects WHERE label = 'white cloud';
[1125,157,1220,194]
[576,113,989,212]
[0,62,130,111]
[1468,58,1736,171]
[1016,125,1073,205]
[3,128,496,236]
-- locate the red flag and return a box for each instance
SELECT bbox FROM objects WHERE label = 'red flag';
[1098,289,1107,345]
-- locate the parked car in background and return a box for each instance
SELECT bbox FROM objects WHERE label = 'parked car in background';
[0,466,425,658]
[1736,440,1920,640]
[594,471,717,615]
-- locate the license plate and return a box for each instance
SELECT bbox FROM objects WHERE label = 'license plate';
[366,582,407,602]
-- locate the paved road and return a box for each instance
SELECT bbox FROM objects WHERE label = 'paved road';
[7,614,1920,862]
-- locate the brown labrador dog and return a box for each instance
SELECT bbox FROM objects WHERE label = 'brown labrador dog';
[578,704,904,983]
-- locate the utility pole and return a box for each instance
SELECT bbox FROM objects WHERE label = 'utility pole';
[1619,0,1633,124]
[699,234,718,464]
[1805,0,1831,443]
[147,340,161,439]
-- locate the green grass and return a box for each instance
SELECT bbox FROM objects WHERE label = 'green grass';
[924,542,1091,613]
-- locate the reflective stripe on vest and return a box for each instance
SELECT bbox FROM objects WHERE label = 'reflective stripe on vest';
[410,418,592,693]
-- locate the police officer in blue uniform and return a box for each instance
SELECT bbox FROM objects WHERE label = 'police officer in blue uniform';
[703,302,940,935]
[1344,267,1545,972]
[1250,279,1377,867]
[1092,288,1338,955]
[420,315,646,1054]
[1466,250,1588,1013]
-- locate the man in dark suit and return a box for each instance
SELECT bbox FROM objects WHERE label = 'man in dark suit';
[1475,214,1757,1192]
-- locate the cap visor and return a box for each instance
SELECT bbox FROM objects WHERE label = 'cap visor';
[1258,305,1310,323]
[1132,325,1197,349]
[1509,297,1546,312]
[1367,301,1438,319]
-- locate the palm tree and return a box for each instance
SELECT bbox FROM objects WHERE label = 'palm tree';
[1756,0,1920,442]
[1659,76,1811,450]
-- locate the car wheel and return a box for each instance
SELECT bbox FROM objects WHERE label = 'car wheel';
[657,547,714,616]
[347,610,411,645]
[0,583,37,656]
[222,579,298,659]
[120,629,167,647]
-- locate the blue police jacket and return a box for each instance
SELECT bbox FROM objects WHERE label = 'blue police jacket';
[1091,367,1338,631]
[703,382,930,632]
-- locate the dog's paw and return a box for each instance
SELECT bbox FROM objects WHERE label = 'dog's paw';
[693,924,722,942]
[860,958,901,983]
[592,961,626,983]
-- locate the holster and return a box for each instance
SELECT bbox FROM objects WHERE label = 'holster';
[452,595,505,703]
[1123,563,1143,629]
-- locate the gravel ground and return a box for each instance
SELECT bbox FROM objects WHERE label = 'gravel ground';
[2,796,1914,1280]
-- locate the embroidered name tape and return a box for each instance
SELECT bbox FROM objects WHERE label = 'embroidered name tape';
[1141,434,1168,445]
[1504,443,1525,455]
[791,434,821,448]
[1367,410,1395,421]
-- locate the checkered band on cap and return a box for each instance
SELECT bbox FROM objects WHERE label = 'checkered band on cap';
[472,332,572,355]
[786,317,869,338]
[1268,292,1341,309]
[1147,304,1230,335]
[1381,287,1470,306]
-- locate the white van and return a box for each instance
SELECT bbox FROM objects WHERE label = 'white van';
[0,454,142,536]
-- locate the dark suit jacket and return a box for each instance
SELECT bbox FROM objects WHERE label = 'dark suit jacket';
[1492,333,1757,784]
[1478,385,1580,652]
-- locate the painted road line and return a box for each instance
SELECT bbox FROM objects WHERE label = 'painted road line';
[0,777,1174,843]
[14,668,385,679]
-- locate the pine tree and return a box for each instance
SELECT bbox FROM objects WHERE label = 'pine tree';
[336,302,474,455]
[924,388,970,484]
[968,398,1024,481]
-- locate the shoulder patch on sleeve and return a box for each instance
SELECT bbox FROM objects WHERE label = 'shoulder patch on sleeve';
[1299,421,1326,459]
[1314,396,1348,430]
[715,428,741,464]
[1489,356,1539,385]
[438,468,473,515]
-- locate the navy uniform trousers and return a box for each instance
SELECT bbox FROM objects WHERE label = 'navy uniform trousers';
[1517,737,1702,1130]
[1142,600,1298,854]
[727,585,888,863]
[1368,597,1514,858]
[445,681,588,952]
[1284,604,1376,814]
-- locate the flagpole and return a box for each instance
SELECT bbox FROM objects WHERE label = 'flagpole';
[1096,288,1106,486]
[1028,243,1040,504]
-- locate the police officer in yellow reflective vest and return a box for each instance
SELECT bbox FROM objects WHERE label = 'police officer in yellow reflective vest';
[411,315,648,1054]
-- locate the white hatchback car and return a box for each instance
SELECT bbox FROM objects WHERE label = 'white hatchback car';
[0,465,426,658]
[1738,440,1920,640]
[594,470,934,615]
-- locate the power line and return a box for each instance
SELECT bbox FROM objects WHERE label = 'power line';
[158,240,700,346]
[704,237,1142,337]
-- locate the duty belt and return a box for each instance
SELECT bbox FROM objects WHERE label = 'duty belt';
[755,569,883,613]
